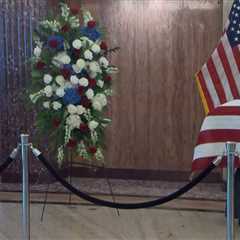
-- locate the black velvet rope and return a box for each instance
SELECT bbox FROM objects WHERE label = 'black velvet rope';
[36,153,217,209]
[0,156,15,174]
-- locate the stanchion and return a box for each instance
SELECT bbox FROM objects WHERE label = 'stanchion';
[226,142,236,240]
[21,134,30,240]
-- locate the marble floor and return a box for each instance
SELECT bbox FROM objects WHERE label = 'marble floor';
[0,199,237,240]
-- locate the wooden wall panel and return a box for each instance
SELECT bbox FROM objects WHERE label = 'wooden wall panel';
[80,0,222,171]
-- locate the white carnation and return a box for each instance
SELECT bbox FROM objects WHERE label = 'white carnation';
[97,80,104,88]
[33,46,41,58]
[55,75,65,86]
[52,101,62,110]
[91,44,101,53]
[43,74,53,84]
[95,93,107,106]
[76,58,86,70]
[44,86,53,97]
[67,104,78,114]
[56,88,65,97]
[72,39,82,49]
[43,101,50,109]
[85,89,94,100]
[66,114,81,128]
[84,50,93,60]
[88,120,99,131]
[89,61,101,73]
[77,105,86,115]
[92,100,103,111]
[53,52,71,66]
[79,77,89,87]
[99,57,109,68]
[70,75,79,85]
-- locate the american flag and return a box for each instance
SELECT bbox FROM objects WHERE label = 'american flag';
[196,0,240,114]
[192,100,240,171]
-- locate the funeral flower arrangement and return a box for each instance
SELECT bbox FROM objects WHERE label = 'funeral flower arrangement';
[29,3,118,165]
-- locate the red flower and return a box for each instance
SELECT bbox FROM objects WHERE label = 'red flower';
[77,86,85,95]
[88,78,97,88]
[81,96,92,108]
[104,75,112,83]
[100,41,108,51]
[87,20,96,28]
[49,39,58,48]
[52,118,61,128]
[67,139,77,148]
[70,3,81,15]
[35,60,46,70]
[88,146,97,154]
[61,24,70,33]
[60,68,71,79]
[73,49,81,57]
[79,123,89,133]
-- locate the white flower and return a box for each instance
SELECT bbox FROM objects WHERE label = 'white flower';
[97,80,104,88]
[84,50,93,60]
[92,100,103,111]
[52,101,62,110]
[56,88,65,97]
[44,86,53,97]
[43,74,53,84]
[43,101,50,109]
[89,61,101,73]
[67,104,78,114]
[91,44,101,53]
[53,52,71,66]
[92,93,107,111]
[70,75,79,85]
[99,57,109,68]
[64,82,72,89]
[72,39,82,49]
[55,75,65,86]
[85,89,94,99]
[33,46,41,57]
[79,77,89,87]
[66,114,81,128]
[77,105,86,115]
[76,58,86,70]
[88,120,99,131]
[83,11,93,26]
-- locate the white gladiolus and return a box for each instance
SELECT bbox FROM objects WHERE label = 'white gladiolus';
[33,46,41,57]
[88,120,99,131]
[97,80,104,88]
[91,44,101,53]
[44,86,53,97]
[84,50,93,60]
[43,74,53,84]
[89,61,101,73]
[83,11,93,25]
[70,75,79,85]
[85,89,94,99]
[53,52,71,66]
[56,88,65,97]
[72,39,82,49]
[66,114,81,128]
[99,57,109,68]
[43,101,50,109]
[52,101,62,110]
[55,75,65,86]
[67,104,78,114]
[77,105,86,115]
[79,77,89,87]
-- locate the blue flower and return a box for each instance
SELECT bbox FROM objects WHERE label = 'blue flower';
[80,27,101,41]
[48,35,64,50]
[63,88,81,105]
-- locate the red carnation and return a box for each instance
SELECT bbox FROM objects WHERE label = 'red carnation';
[88,78,97,88]
[70,3,81,15]
[88,146,97,154]
[35,60,46,70]
[100,41,108,51]
[87,20,96,28]
[79,123,89,133]
[61,24,70,33]
[104,75,112,83]
[52,118,61,128]
[81,96,92,108]
[60,68,71,79]
[67,139,77,148]
[77,86,85,95]
[49,39,58,48]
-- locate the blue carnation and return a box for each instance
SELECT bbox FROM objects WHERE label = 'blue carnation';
[48,35,64,51]
[80,27,101,41]
[63,88,81,105]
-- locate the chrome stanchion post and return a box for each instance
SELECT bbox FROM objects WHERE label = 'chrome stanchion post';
[21,134,30,240]
[226,142,236,240]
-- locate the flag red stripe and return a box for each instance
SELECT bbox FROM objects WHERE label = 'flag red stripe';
[207,57,227,104]
[232,46,240,72]
[197,70,214,111]
[209,106,240,115]
[197,129,240,144]
[217,42,240,98]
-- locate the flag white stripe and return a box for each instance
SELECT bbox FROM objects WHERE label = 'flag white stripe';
[221,34,240,93]
[200,115,240,131]
[201,64,220,107]
[212,49,233,101]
